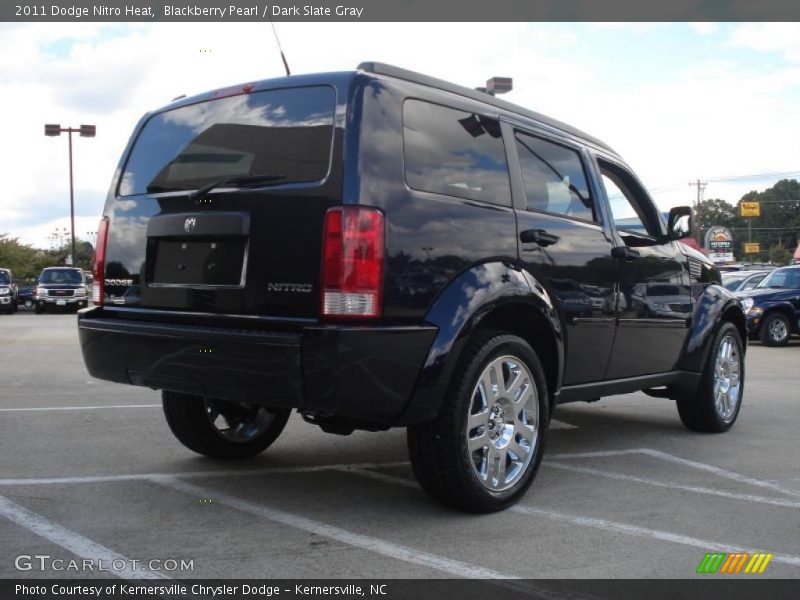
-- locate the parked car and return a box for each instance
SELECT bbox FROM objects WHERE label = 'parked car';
[722,270,768,293]
[0,268,19,314]
[17,286,35,308]
[736,265,800,346]
[34,267,90,313]
[78,63,746,512]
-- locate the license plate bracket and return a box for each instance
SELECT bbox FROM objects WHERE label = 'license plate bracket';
[148,237,247,287]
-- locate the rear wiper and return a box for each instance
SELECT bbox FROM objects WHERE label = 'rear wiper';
[188,174,286,201]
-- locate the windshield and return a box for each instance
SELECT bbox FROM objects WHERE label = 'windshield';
[39,269,83,285]
[0,271,10,285]
[757,268,800,290]
[120,86,336,196]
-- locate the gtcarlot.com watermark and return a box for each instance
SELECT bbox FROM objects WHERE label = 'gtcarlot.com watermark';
[14,554,194,573]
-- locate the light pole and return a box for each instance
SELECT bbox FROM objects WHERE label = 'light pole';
[45,123,96,267]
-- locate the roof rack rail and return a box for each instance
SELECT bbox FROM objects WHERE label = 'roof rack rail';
[357,61,611,152]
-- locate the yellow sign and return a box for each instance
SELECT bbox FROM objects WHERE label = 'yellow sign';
[744,242,760,254]
[740,201,761,217]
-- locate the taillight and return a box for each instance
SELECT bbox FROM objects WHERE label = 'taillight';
[92,217,109,305]
[321,206,385,319]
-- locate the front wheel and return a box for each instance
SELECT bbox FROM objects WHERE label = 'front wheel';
[407,331,548,512]
[759,312,791,347]
[677,322,744,433]
[162,391,291,459]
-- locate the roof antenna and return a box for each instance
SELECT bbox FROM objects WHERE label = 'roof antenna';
[269,21,291,76]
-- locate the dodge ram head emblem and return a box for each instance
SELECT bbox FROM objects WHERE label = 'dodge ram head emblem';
[184,217,196,233]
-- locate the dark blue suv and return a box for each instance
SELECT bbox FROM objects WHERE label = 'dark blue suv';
[78,63,746,512]
[736,265,800,346]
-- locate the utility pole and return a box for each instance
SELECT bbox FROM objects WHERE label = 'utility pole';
[689,179,707,246]
[45,124,96,268]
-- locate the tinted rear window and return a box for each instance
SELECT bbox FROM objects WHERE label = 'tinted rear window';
[120,86,336,196]
[403,99,510,205]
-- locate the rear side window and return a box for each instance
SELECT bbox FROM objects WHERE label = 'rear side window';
[120,86,336,196]
[515,131,595,222]
[403,100,510,205]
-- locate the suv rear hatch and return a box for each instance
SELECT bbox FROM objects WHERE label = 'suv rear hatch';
[102,83,342,319]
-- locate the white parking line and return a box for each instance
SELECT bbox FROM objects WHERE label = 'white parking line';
[0,494,168,580]
[0,462,413,487]
[548,448,800,499]
[543,462,800,509]
[638,448,800,499]
[148,475,518,580]
[549,419,579,430]
[342,468,800,568]
[0,404,161,412]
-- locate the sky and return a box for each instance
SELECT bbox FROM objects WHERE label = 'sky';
[1,21,799,248]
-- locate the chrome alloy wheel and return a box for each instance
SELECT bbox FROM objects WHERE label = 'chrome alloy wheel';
[713,334,742,422]
[465,355,539,491]
[768,317,789,344]
[204,398,276,443]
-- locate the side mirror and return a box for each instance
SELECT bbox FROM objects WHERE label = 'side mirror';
[667,206,692,240]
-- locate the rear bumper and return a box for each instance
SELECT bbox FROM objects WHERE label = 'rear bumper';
[78,308,437,426]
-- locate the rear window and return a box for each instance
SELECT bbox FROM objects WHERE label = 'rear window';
[120,86,336,196]
[403,99,510,205]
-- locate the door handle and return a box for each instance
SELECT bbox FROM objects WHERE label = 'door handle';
[611,246,640,261]
[520,228,560,247]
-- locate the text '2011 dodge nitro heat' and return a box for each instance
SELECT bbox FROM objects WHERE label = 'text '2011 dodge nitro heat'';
[78,63,746,512]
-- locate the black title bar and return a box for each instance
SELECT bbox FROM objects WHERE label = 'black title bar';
[5,0,800,22]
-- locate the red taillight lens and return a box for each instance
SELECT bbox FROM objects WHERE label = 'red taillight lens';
[321,206,385,319]
[92,217,109,305]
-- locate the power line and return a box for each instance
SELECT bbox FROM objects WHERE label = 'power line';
[648,171,800,193]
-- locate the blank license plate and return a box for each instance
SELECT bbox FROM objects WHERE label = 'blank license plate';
[56,300,66,306]
[150,238,246,286]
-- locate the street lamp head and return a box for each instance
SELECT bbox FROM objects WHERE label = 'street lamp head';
[79,124,96,138]
[45,124,62,137]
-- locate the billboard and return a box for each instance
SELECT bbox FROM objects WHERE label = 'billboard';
[740,201,761,218]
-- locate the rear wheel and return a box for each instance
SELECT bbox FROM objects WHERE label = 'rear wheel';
[407,331,548,512]
[162,391,290,459]
[677,322,744,432]
[759,312,791,347]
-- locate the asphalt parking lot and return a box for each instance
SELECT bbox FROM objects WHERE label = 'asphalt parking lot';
[0,311,798,581]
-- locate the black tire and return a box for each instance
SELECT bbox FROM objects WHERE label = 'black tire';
[34,305,45,314]
[407,331,549,513]
[758,312,791,347]
[677,322,744,433]
[162,391,291,459]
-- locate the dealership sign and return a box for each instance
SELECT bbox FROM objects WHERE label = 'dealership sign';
[704,226,734,263]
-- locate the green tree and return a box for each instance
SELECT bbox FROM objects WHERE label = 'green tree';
[0,235,56,282]
[695,180,800,262]
[769,243,792,266]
